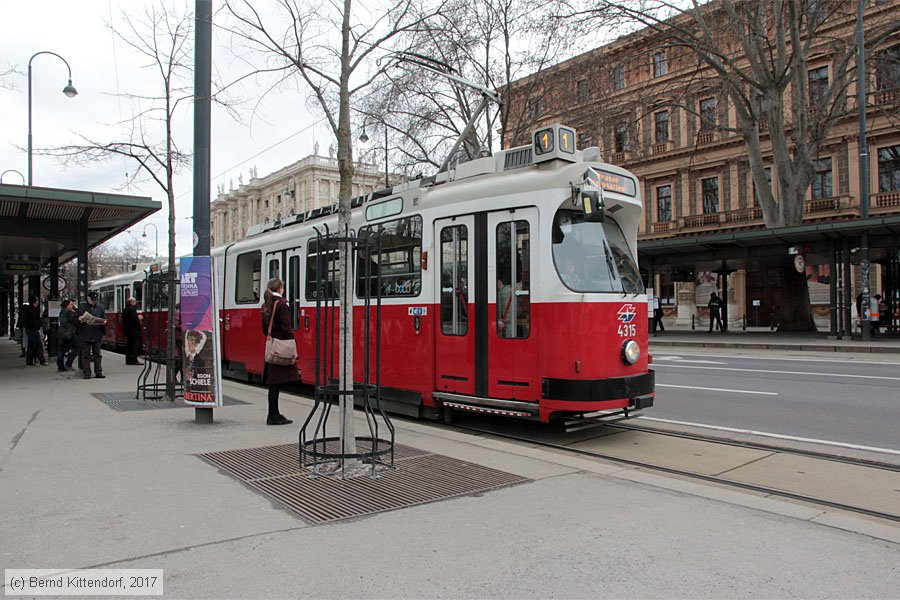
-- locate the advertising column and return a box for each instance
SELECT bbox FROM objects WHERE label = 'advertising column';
[179,256,222,407]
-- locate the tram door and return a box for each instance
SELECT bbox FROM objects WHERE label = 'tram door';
[434,215,475,395]
[433,208,539,401]
[487,208,538,400]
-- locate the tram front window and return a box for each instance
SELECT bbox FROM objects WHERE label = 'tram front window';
[552,209,643,294]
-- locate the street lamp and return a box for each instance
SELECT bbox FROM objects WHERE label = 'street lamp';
[28,51,78,186]
[142,223,159,259]
[358,122,390,189]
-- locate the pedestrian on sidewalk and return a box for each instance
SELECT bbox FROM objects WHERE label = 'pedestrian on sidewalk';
[76,291,108,379]
[22,296,48,365]
[122,297,143,365]
[56,299,79,372]
[652,296,665,333]
[261,277,296,426]
[708,292,723,332]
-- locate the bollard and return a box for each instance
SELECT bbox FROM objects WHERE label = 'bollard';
[742,315,747,331]
[691,314,695,330]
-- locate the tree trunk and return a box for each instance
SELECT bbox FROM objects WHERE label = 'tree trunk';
[778,261,816,332]
[166,184,177,400]
[337,0,357,461]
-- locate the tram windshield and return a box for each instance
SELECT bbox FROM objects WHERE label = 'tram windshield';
[552,209,644,294]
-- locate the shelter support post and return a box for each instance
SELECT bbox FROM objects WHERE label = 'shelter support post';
[77,224,88,302]
[829,241,838,337]
[842,238,853,338]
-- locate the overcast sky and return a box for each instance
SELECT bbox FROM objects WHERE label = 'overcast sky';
[0,0,330,257]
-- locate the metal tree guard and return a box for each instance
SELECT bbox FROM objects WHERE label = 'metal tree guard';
[136,269,183,401]
[299,224,394,478]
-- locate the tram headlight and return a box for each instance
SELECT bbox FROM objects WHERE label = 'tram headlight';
[621,339,641,365]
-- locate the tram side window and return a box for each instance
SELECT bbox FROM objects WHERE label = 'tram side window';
[268,258,280,280]
[101,287,115,312]
[356,215,423,298]
[133,281,143,310]
[235,251,262,304]
[496,220,530,339]
[440,225,468,335]
[306,239,339,300]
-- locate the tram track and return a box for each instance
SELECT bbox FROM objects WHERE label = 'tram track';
[607,422,900,472]
[446,421,900,524]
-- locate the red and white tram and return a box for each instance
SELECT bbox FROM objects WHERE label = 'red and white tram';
[92,124,654,424]
[213,123,654,424]
[91,269,147,352]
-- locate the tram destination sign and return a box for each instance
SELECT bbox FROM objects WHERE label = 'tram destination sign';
[594,170,637,197]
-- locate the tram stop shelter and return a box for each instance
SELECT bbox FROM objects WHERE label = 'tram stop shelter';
[639,214,900,337]
[0,183,161,337]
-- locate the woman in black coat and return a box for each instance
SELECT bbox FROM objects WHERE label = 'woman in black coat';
[261,277,298,425]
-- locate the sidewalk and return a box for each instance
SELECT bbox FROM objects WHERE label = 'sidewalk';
[650,329,900,354]
[1,339,898,598]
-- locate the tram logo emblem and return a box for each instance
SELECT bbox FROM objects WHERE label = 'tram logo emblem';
[617,304,637,324]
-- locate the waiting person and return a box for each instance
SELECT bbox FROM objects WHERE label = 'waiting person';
[76,291,108,379]
[22,296,47,366]
[261,277,296,425]
[122,297,142,365]
[708,291,723,332]
[870,294,882,334]
[56,299,79,372]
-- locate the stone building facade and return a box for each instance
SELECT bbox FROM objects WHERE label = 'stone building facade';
[506,0,900,330]
[211,152,388,246]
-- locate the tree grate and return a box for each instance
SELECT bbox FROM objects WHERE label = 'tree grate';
[199,442,531,524]
[92,392,249,412]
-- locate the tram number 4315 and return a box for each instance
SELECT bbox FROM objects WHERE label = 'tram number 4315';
[617,324,636,337]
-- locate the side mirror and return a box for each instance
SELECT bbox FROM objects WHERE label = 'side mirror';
[579,182,605,223]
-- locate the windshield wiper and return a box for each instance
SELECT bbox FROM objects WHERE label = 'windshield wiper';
[603,241,627,296]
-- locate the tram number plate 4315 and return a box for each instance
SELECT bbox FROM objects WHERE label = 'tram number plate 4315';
[617,324,636,337]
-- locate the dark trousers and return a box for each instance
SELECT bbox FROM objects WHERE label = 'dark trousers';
[57,335,79,370]
[653,309,665,332]
[125,334,142,364]
[25,330,46,365]
[709,312,723,332]
[267,383,282,417]
[80,340,103,376]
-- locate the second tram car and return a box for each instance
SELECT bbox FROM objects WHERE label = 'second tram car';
[92,124,655,425]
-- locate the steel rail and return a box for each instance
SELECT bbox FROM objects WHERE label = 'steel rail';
[606,422,900,473]
[450,424,900,524]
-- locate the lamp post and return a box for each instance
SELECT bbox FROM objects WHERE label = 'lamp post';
[28,51,78,186]
[142,223,159,259]
[358,122,390,189]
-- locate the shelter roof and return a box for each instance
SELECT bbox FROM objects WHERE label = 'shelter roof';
[0,183,161,267]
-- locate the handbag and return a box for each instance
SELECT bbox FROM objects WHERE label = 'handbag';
[265,300,298,365]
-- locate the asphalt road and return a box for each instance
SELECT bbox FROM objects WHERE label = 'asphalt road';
[647,350,900,452]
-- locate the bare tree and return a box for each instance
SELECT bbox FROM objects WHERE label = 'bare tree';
[39,3,194,399]
[359,0,588,175]
[1,64,22,91]
[224,0,445,460]
[558,0,900,330]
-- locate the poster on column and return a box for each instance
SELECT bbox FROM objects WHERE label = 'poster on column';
[179,256,223,407]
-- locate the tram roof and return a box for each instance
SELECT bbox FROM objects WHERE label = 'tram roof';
[233,145,640,247]
[0,183,161,269]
